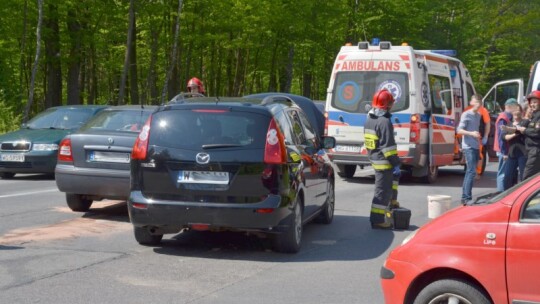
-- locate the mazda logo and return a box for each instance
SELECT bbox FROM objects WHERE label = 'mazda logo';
[196,152,210,164]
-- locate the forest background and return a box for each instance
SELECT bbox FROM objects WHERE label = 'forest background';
[1,0,539,133]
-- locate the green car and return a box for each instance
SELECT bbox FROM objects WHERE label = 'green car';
[0,105,108,179]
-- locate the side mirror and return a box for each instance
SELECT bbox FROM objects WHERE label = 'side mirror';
[322,136,336,149]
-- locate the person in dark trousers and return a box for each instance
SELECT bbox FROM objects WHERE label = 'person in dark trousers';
[516,90,540,179]
[457,95,482,204]
[494,98,518,191]
[364,89,401,229]
[504,105,528,186]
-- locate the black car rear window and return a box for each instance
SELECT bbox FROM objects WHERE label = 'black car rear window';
[81,109,152,133]
[149,109,270,150]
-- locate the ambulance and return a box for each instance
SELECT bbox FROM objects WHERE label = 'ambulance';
[324,40,476,183]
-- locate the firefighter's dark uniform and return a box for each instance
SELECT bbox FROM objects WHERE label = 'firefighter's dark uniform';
[522,110,540,180]
[364,110,401,226]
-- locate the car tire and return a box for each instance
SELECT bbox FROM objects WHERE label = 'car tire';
[0,172,15,179]
[337,164,356,178]
[422,164,438,184]
[273,198,303,253]
[315,182,334,224]
[134,226,163,246]
[66,193,93,212]
[413,279,490,304]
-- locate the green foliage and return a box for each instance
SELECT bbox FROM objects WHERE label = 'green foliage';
[0,0,539,123]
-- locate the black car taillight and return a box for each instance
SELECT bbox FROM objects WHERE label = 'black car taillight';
[263,118,286,164]
[131,116,152,160]
[58,138,73,162]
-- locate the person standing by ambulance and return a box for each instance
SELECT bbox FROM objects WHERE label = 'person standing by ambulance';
[457,96,482,205]
[364,89,401,229]
[494,98,518,191]
[515,91,540,179]
[464,95,490,179]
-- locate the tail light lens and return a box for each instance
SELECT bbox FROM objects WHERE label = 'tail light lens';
[324,112,329,136]
[264,118,286,164]
[131,116,152,160]
[410,114,421,144]
[58,138,73,162]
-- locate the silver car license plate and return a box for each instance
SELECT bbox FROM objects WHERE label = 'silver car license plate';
[335,145,361,153]
[1,153,25,162]
[177,171,229,184]
[89,151,130,163]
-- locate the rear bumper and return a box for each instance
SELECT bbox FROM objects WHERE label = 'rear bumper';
[328,153,371,166]
[55,164,130,199]
[128,191,292,234]
[0,151,57,174]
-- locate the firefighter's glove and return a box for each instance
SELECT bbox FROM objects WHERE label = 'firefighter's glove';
[482,136,488,146]
[392,166,401,177]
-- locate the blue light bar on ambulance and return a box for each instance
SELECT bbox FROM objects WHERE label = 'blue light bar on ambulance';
[371,38,380,46]
[429,50,457,57]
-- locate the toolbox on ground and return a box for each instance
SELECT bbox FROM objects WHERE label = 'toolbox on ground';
[392,207,411,230]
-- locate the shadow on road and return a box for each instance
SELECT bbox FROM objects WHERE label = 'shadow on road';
[82,201,129,223]
[151,214,411,262]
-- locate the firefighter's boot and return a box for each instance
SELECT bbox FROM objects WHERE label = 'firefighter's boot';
[371,210,393,230]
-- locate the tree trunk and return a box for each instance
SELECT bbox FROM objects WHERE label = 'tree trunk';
[302,50,314,98]
[160,0,184,104]
[67,6,82,105]
[23,0,43,123]
[19,0,29,102]
[44,3,62,109]
[119,0,136,105]
[146,25,160,105]
[129,8,139,105]
[267,40,279,92]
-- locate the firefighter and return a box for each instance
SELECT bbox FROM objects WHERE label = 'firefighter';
[364,89,401,229]
[516,90,540,179]
[187,77,206,95]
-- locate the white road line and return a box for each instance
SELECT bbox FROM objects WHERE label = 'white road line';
[0,188,59,199]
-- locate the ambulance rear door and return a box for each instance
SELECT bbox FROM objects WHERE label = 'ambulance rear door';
[483,78,524,161]
[424,55,456,169]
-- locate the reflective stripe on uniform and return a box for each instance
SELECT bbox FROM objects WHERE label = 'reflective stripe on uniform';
[371,207,386,214]
[382,145,398,157]
[364,132,378,150]
[392,181,398,190]
[370,159,392,170]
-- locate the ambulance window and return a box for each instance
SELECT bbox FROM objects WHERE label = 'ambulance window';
[331,71,409,113]
[429,75,452,115]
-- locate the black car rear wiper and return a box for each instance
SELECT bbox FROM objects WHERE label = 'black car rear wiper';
[202,144,243,149]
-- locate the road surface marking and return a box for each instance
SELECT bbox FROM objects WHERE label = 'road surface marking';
[0,188,59,199]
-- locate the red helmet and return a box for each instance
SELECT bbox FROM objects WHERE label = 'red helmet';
[187,77,205,94]
[526,90,540,103]
[372,89,395,110]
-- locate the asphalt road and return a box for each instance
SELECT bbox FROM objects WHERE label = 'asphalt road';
[0,163,498,304]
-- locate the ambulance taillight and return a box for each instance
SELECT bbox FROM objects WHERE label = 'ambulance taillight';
[410,114,421,144]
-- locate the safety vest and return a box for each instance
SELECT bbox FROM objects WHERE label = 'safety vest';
[494,112,511,153]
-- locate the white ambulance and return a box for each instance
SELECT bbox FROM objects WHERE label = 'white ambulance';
[324,41,476,183]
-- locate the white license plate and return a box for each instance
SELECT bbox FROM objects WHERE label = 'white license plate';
[1,153,25,162]
[89,151,130,163]
[178,171,229,184]
[335,145,361,153]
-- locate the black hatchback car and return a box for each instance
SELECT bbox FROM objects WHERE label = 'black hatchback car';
[128,94,336,253]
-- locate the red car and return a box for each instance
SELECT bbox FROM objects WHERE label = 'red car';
[381,173,540,304]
